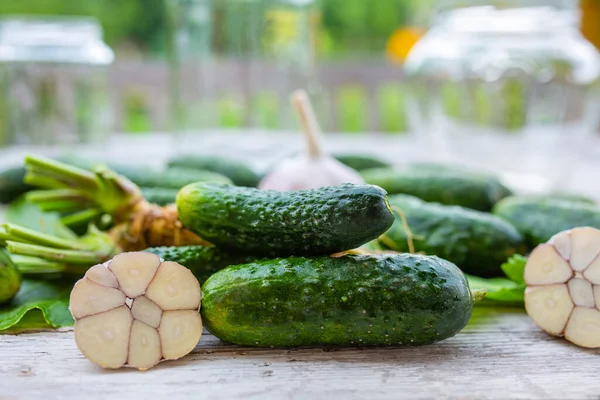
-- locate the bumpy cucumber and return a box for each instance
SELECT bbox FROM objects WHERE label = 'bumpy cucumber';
[143,245,260,284]
[168,155,261,187]
[201,253,476,347]
[493,196,600,248]
[0,167,33,204]
[123,167,232,190]
[176,183,395,257]
[0,250,21,303]
[378,194,526,277]
[522,193,596,205]
[332,153,391,171]
[360,165,512,211]
[141,187,178,206]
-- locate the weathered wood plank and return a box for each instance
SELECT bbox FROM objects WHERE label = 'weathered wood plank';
[2,309,600,400]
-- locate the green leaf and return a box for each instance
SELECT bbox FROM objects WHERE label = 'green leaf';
[0,279,74,331]
[501,254,527,284]
[5,197,76,239]
[466,274,525,306]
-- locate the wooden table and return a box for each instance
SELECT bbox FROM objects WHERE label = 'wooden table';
[1,132,600,399]
[2,308,600,399]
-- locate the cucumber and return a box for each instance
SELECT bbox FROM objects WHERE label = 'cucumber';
[378,194,526,277]
[0,249,21,304]
[143,245,260,284]
[360,165,512,211]
[141,187,178,206]
[0,167,33,204]
[123,167,232,190]
[524,193,596,205]
[201,253,476,347]
[332,153,391,171]
[493,196,600,248]
[176,183,395,257]
[168,155,261,187]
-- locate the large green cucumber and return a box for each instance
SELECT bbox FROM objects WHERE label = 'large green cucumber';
[518,193,596,205]
[332,153,392,171]
[377,194,526,277]
[144,245,260,284]
[360,165,512,211]
[0,167,33,204]
[176,183,395,257]
[168,155,261,187]
[493,196,600,248]
[201,253,476,347]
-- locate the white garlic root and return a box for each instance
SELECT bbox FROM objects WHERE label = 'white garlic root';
[258,89,364,191]
[70,252,202,370]
[525,227,600,348]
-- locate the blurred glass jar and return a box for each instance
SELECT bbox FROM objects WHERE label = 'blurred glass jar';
[0,17,114,147]
[404,0,600,193]
[165,0,321,133]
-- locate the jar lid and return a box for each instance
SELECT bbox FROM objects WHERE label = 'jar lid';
[0,16,114,64]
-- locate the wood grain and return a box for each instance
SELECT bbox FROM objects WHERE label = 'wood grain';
[2,308,600,400]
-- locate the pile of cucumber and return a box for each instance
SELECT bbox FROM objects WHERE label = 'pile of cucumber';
[3,150,600,349]
[166,182,479,347]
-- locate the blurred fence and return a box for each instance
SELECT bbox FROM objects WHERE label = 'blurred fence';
[99,59,600,135]
[109,60,408,134]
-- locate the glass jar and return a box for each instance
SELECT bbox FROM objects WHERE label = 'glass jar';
[404,0,600,193]
[0,17,114,146]
[165,0,320,133]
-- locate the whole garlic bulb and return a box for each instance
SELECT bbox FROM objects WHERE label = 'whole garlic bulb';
[259,89,365,191]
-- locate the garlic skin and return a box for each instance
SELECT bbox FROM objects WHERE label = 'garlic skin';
[259,89,366,191]
[258,154,365,191]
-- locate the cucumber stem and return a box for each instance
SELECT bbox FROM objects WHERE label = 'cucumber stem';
[390,206,415,254]
[471,288,487,302]
[291,89,324,159]
[377,234,399,251]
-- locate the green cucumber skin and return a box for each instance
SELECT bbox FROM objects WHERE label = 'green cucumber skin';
[176,183,395,257]
[123,167,232,190]
[521,194,596,206]
[0,250,21,304]
[493,196,600,248]
[143,245,260,284]
[168,156,261,187]
[380,195,526,277]
[0,167,33,204]
[333,154,391,171]
[141,187,178,206]
[201,253,474,347]
[360,166,512,211]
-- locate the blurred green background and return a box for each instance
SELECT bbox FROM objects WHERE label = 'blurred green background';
[0,0,427,59]
[1,0,598,135]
